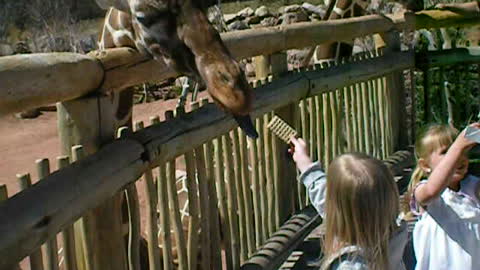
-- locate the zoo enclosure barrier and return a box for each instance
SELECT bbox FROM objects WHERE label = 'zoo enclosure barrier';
[0,2,479,270]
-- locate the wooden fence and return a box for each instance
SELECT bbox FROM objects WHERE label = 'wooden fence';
[0,2,479,270]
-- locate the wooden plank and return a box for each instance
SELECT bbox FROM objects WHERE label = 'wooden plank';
[17,173,44,270]
[0,53,103,116]
[223,134,241,269]
[0,185,22,270]
[56,157,78,270]
[255,117,269,243]
[36,159,60,270]
[213,137,234,270]
[239,130,255,257]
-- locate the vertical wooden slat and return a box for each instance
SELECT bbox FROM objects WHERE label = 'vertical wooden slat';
[150,116,174,270]
[336,87,344,155]
[157,162,174,270]
[298,101,308,206]
[184,148,199,270]
[231,129,248,262]
[361,80,372,155]
[322,93,331,167]
[262,114,275,235]
[203,134,222,270]
[314,96,324,165]
[223,134,241,269]
[71,146,94,270]
[164,111,188,270]
[343,86,353,152]
[135,121,161,270]
[239,130,255,257]
[368,79,381,159]
[248,130,263,249]
[308,98,317,163]
[36,159,59,270]
[330,90,339,159]
[116,127,141,270]
[350,85,359,152]
[17,173,44,270]
[214,137,233,270]
[384,76,394,156]
[355,82,365,153]
[56,156,78,270]
[377,77,387,159]
[256,117,269,242]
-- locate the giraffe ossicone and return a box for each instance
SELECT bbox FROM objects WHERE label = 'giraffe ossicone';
[97,0,258,138]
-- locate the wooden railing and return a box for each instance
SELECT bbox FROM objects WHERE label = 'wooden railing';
[0,3,479,270]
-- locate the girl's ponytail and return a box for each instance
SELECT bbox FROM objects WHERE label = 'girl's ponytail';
[402,165,426,213]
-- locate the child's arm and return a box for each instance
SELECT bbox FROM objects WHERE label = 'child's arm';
[415,123,480,205]
[290,137,327,217]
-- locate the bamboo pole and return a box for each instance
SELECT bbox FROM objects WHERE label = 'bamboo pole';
[36,159,60,270]
[223,134,241,269]
[368,79,381,159]
[308,98,317,164]
[56,157,78,270]
[349,84,359,152]
[116,127,141,270]
[314,96,324,166]
[213,137,233,270]
[134,121,161,270]
[322,93,331,167]
[343,86,353,152]
[336,86,344,155]
[17,173,44,270]
[164,111,188,270]
[184,146,199,270]
[298,100,308,207]
[203,131,222,270]
[355,81,365,153]
[361,80,372,155]
[157,162,174,270]
[262,114,276,236]
[330,90,339,159]
[239,130,255,257]
[376,77,387,159]
[231,129,248,262]
[149,116,174,270]
[188,102,211,270]
[248,128,263,249]
[71,146,94,270]
[256,117,269,242]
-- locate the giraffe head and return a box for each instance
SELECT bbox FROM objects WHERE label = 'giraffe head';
[97,0,258,138]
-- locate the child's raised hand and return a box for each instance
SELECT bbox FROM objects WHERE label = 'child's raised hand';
[454,123,480,151]
[289,136,314,173]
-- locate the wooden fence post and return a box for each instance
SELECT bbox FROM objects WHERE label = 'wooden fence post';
[56,90,134,270]
[270,52,297,226]
[379,30,409,151]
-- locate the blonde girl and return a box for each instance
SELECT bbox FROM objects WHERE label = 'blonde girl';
[406,124,480,270]
[290,137,407,270]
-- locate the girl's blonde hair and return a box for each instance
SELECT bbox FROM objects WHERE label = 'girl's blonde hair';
[402,125,458,213]
[321,153,399,270]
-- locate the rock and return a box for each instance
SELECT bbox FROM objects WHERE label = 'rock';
[255,6,271,18]
[284,4,302,13]
[280,11,310,25]
[302,2,326,18]
[261,17,279,27]
[15,109,41,119]
[246,15,262,25]
[224,13,239,24]
[228,20,250,31]
[237,7,254,18]
[0,43,13,56]
[245,62,256,77]
[287,48,312,70]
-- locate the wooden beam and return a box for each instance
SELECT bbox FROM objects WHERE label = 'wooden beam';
[0,140,146,270]
[0,53,103,116]
[416,47,480,68]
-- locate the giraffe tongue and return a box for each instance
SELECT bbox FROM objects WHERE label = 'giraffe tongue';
[234,114,259,139]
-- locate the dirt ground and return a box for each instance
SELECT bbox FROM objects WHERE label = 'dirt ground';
[0,94,210,197]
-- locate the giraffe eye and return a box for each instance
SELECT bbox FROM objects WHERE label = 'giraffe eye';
[136,15,155,27]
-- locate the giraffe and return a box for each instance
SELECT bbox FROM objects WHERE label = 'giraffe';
[96,0,258,138]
